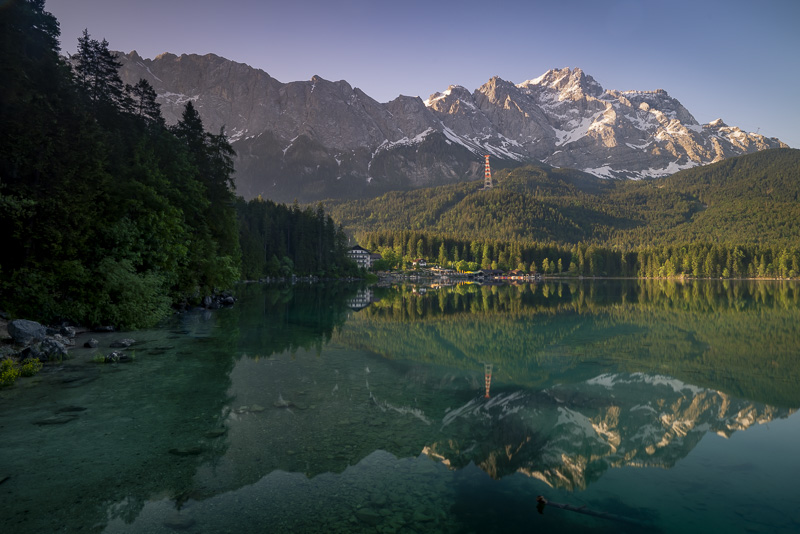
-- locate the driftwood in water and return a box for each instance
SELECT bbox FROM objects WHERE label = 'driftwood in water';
[536,495,643,526]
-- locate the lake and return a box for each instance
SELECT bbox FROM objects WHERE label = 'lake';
[1,279,799,533]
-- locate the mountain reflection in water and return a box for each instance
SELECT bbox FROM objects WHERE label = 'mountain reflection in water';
[1,280,798,534]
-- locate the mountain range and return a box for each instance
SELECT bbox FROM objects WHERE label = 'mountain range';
[117,51,787,202]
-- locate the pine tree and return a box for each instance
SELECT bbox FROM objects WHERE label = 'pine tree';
[128,78,164,127]
[72,30,129,114]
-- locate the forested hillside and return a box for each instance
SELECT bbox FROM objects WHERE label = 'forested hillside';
[0,1,354,328]
[326,150,800,278]
[326,149,800,247]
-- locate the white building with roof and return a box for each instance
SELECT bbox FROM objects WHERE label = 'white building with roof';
[347,245,372,269]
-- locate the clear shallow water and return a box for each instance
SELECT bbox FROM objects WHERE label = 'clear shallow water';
[1,280,799,533]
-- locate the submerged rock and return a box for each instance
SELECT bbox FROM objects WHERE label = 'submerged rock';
[84,338,99,348]
[168,446,205,456]
[60,371,99,388]
[355,508,382,525]
[163,511,195,530]
[103,351,132,363]
[110,338,136,348]
[412,510,435,522]
[34,414,78,425]
[56,406,87,413]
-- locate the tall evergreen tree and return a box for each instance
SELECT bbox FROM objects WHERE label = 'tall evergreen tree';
[72,29,129,114]
[128,78,164,127]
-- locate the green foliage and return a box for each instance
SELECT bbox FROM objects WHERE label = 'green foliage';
[94,258,172,329]
[19,358,43,377]
[0,359,21,387]
[0,5,242,327]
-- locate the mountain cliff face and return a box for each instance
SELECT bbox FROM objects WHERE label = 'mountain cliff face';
[117,53,786,202]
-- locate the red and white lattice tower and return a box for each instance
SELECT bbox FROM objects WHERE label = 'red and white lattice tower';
[483,155,492,189]
[484,363,493,398]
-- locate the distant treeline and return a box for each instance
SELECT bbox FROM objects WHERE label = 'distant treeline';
[237,198,356,280]
[361,230,800,279]
[0,1,355,328]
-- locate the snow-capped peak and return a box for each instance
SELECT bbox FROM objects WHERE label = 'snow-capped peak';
[518,67,604,97]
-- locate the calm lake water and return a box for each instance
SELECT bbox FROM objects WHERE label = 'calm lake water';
[1,279,799,533]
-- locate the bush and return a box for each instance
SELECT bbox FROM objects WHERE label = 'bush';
[19,358,43,377]
[95,258,172,329]
[0,359,21,387]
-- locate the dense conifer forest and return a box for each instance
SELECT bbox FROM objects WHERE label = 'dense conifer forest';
[0,1,354,328]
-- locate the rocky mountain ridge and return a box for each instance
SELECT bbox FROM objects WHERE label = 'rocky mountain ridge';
[425,372,793,490]
[117,52,787,202]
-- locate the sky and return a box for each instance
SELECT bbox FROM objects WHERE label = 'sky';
[46,0,799,148]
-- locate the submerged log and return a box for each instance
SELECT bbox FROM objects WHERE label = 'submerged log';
[536,495,643,526]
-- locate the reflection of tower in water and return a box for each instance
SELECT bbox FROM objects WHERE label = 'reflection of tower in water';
[484,363,493,398]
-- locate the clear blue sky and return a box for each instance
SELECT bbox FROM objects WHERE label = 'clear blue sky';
[46,0,799,148]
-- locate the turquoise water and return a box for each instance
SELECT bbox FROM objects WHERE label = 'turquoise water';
[1,280,799,533]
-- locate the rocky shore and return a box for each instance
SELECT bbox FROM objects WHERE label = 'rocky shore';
[0,290,238,384]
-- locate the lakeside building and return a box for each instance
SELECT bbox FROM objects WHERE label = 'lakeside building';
[347,245,373,269]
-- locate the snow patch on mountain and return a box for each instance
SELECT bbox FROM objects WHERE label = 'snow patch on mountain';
[374,127,436,155]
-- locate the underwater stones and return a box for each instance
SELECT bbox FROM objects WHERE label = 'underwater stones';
[103,351,132,363]
[204,429,227,438]
[355,507,382,525]
[273,397,294,408]
[84,338,99,348]
[168,446,205,456]
[34,404,89,425]
[146,345,174,355]
[56,405,87,413]
[412,510,435,522]
[234,404,266,414]
[163,511,195,530]
[110,338,136,348]
[59,372,99,388]
[34,414,78,425]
